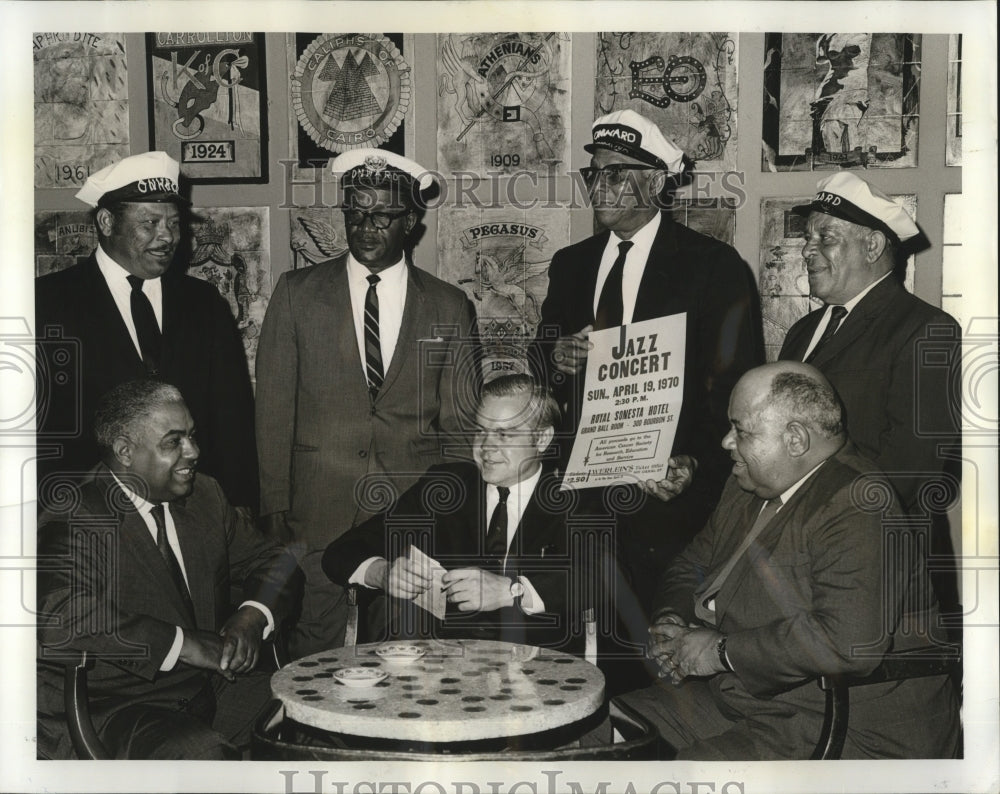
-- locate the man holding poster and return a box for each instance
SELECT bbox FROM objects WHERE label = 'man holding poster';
[533,109,763,627]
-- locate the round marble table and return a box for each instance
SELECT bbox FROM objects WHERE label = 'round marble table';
[271,639,605,742]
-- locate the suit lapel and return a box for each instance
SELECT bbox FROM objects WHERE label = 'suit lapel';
[378,262,422,398]
[808,277,899,366]
[83,257,145,369]
[169,500,214,629]
[632,215,678,322]
[320,257,371,394]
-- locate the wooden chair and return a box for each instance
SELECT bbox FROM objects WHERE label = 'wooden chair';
[811,644,962,759]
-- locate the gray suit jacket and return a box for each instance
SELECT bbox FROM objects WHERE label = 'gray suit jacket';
[255,255,478,550]
[654,443,959,759]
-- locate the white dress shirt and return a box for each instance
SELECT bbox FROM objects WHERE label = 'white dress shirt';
[801,271,893,360]
[346,254,408,377]
[592,212,661,323]
[96,245,163,358]
[113,474,273,671]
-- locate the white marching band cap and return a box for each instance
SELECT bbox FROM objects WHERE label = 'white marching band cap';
[585,109,687,175]
[792,172,920,243]
[75,151,189,208]
[330,148,437,192]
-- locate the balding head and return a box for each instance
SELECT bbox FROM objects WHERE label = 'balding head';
[722,362,846,498]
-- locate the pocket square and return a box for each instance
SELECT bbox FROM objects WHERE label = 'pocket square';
[418,336,446,342]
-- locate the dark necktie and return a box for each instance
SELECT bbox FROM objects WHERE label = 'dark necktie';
[126,275,161,375]
[805,305,848,363]
[594,240,634,330]
[150,503,196,621]
[364,274,384,399]
[485,486,510,565]
[693,497,782,625]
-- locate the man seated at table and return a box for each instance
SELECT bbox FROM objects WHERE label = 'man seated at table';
[322,374,608,656]
[619,361,960,760]
[36,380,301,760]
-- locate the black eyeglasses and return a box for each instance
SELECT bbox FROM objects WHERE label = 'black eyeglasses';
[342,208,410,229]
[579,165,657,186]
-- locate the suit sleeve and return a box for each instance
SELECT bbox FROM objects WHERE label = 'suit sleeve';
[255,272,296,517]
[725,489,896,697]
[686,246,764,483]
[37,518,177,681]
[204,287,259,509]
[213,478,302,625]
[876,315,961,510]
[437,295,481,445]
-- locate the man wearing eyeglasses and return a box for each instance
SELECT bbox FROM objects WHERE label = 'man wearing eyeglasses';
[532,110,763,686]
[255,149,478,658]
[322,374,610,656]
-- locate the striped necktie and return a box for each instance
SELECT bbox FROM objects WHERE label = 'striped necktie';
[364,274,384,399]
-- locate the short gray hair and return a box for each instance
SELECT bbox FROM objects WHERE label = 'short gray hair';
[767,372,844,438]
[93,380,184,459]
[481,374,560,431]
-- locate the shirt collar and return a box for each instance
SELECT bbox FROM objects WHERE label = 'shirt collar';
[346,254,407,288]
[609,211,661,252]
[840,270,893,312]
[778,458,828,506]
[96,244,161,288]
[110,470,157,514]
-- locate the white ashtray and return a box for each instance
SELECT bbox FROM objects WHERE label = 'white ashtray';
[333,667,388,688]
[375,644,426,665]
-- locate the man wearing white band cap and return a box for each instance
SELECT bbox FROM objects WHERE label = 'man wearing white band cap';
[779,171,962,612]
[255,148,478,658]
[780,172,960,512]
[35,151,259,513]
[532,110,763,689]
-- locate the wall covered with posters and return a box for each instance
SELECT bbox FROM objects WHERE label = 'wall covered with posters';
[33,31,962,373]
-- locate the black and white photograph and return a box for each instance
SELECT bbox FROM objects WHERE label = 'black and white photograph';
[2,3,996,794]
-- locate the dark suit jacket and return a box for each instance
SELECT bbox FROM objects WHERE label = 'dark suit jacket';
[35,255,258,507]
[532,213,764,606]
[654,443,959,759]
[322,462,615,656]
[255,256,478,550]
[779,276,961,511]
[36,465,300,759]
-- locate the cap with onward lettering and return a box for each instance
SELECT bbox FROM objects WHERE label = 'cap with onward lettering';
[584,109,686,175]
[331,149,437,193]
[792,172,919,243]
[75,151,190,209]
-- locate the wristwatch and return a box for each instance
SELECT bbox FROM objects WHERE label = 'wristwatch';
[509,579,525,607]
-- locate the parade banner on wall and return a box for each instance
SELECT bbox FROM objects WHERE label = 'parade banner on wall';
[34,207,271,376]
[563,314,686,491]
[438,205,569,377]
[595,32,739,172]
[762,33,921,171]
[437,32,571,175]
[33,32,130,189]
[289,33,409,174]
[146,33,268,183]
[758,195,916,360]
[288,208,351,270]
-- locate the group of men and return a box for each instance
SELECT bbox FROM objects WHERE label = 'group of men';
[34,107,961,760]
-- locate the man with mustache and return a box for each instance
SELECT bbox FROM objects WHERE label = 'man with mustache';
[255,149,478,658]
[35,151,258,513]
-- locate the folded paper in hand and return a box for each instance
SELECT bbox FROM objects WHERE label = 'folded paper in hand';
[409,545,447,620]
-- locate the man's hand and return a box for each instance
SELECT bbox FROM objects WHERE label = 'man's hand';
[646,611,687,676]
[178,630,234,682]
[219,606,267,675]
[552,325,594,375]
[442,568,513,612]
[259,511,292,544]
[642,455,698,503]
[386,557,434,599]
[650,621,726,684]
